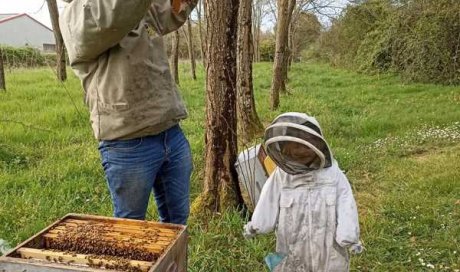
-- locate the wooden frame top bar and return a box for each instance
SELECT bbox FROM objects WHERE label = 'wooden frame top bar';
[0,213,188,272]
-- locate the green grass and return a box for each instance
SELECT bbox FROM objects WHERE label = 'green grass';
[1,62,459,271]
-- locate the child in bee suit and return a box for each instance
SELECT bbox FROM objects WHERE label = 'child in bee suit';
[243,113,362,272]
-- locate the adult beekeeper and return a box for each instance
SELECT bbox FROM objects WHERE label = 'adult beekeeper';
[59,0,197,225]
[244,112,362,272]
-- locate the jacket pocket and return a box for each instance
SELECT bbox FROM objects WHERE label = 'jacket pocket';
[280,196,293,208]
[326,193,336,206]
[278,195,295,244]
[325,190,337,229]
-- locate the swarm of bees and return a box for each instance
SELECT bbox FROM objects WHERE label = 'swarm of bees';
[42,220,166,271]
[48,223,158,262]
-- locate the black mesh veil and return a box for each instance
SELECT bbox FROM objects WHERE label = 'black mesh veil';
[264,113,332,175]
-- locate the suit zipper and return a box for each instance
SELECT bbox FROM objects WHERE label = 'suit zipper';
[308,188,313,272]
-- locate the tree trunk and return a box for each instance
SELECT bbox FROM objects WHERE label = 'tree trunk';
[192,0,244,214]
[252,1,263,63]
[46,0,67,82]
[197,0,207,68]
[170,30,180,85]
[0,48,5,91]
[237,0,263,143]
[270,0,295,110]
[187,17,197,80]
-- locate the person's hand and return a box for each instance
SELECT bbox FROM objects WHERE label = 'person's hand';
[350,243,364,254]
[243,224,257,239]
[172,0,182,14]
[172,0,197,14]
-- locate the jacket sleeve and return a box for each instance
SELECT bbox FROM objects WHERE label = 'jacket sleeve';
[59,0,154,63]
[244,171,281,237]
[150,0,197,35]
[335,170,362,253]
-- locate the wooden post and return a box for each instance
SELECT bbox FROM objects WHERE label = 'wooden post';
[0,48,5,91]
[47,0,67,82]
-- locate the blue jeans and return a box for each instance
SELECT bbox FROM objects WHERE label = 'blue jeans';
[98,125,192,225]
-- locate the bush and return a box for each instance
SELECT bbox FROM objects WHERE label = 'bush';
[311,0,460,84]
[314,0,392,68]
[355,23,393,73]
[259,39,275,62]
[42,53,57,68]
[389,0,460,84]
[0,46,47,68]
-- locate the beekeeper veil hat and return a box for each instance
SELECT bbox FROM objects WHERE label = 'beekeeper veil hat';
[264,112,332,175]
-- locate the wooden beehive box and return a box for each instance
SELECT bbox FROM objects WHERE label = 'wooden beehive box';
[0,214,187,272]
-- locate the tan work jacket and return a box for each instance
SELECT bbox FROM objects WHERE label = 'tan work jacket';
[60,0,195,140]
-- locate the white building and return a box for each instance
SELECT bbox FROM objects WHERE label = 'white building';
[0,13,55,52]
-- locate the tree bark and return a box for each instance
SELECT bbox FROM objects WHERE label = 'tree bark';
[186,17,197,80]
[192,0,244,214]
[170,30,180,85]
[237,0,263,143]
[0,48,5,91]
[270,0,295,110]
[46,0,67,82]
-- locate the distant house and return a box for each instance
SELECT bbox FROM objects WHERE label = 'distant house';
[0,13,55,52]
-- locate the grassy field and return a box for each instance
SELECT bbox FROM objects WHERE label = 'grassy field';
[0,62,459,271]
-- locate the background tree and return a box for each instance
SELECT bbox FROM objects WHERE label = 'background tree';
[197,0,207,68]
[237,0,264,143]
[0,48,5,91]
[259,31,276,61]
[186,17,197,80]
[46,0,67,82]
[170,30,180,85]
[281,0,296,81]
[290,11,321,63]
[193,0,245,213]
[285,1,324,77]
[270,0,296,109]
[252,0,269,62]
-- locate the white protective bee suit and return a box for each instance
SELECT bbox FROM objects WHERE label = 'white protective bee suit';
[244,113,362,272]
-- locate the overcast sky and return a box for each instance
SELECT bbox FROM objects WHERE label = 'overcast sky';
[0,0,66,28]
[0,0,349,31]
